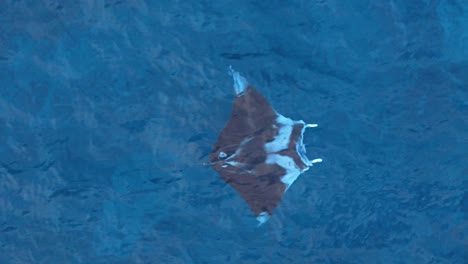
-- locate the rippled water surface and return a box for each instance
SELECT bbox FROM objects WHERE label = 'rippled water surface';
[0,1,467,263]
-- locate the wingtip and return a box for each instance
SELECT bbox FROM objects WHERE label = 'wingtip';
[228,66,248,96]
[256,212,270,226]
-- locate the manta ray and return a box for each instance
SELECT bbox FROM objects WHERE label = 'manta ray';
[209,68,322,224]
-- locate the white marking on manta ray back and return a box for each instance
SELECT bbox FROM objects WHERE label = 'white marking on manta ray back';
[265,154,304,191]
[221,137,252,169]
[265,115,315,169]
[229,66,248,96]
[264,114,295,153]
[225,161,242,167]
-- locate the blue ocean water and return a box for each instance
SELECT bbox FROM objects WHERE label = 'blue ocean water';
[0,1,467,263]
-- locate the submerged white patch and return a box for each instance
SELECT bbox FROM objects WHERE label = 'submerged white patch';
[264,114,295,153]
[229,66,248,96]
[256,212,270,226]
[265,154,303,191]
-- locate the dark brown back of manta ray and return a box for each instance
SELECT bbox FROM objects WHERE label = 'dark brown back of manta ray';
[210,85,288,217]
